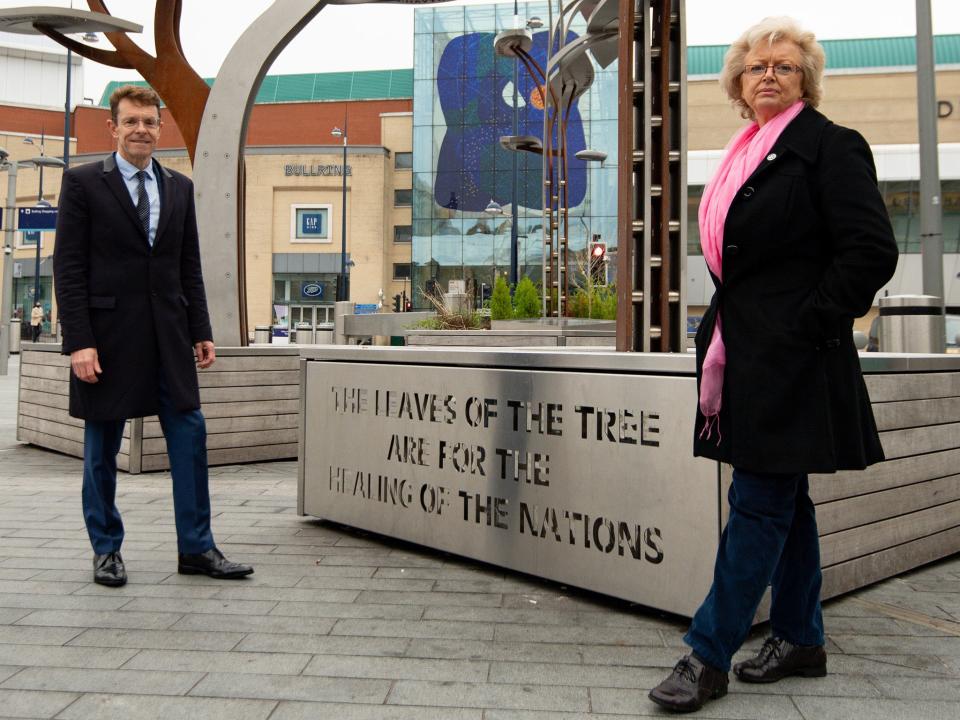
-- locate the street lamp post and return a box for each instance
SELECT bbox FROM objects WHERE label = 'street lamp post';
[509,1,520,293]
[506,11,543,293]
[495,12,542,299]
[484,199,505,293]
[331,123,349,301]
[0,150,17,375]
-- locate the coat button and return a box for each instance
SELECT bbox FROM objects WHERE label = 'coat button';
[725,244,739,257]
[742,186,755,198]
[766,153,777,161]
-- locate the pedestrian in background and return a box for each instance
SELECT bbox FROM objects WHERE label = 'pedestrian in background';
[53,85,253,588]
[30,302,42,342]
[648,16,898,713]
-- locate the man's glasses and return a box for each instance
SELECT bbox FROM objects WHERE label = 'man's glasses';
[118,117,161,130]
[743,63,802,77]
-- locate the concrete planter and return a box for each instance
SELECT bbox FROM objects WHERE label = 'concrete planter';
[405,318,616,347]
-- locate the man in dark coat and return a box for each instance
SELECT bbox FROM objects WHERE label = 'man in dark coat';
[53,85,252,587]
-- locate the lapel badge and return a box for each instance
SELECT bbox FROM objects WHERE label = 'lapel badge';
[766,153,777,162]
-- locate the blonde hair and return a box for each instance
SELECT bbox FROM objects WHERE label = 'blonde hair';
[719,16,826,120]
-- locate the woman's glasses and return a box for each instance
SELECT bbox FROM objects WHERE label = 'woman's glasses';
[743,64,802,77]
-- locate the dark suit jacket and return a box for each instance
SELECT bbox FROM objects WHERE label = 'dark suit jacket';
[53,153,213,421]
[693,105,899,474]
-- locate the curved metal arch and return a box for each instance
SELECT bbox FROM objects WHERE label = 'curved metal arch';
[194,0,452,346]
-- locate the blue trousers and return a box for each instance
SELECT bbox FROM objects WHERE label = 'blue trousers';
[684,468,824,672]
[82,379,215,555]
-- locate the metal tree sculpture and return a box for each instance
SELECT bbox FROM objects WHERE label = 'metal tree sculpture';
[36,0,209,162]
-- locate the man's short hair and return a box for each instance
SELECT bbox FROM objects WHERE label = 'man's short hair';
[109,85,162,122]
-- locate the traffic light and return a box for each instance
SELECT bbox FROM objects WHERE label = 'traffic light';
[589,238,607,285]
[392,293,402,312]
[402,290,412,312]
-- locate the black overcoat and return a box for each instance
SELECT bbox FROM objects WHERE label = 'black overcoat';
[53,154,213,421]
[693,106,899,474]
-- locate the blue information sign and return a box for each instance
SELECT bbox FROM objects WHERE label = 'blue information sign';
[354,303,379,315]
[18,206,58,231]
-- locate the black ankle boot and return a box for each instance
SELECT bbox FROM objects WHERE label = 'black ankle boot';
[649,653,728,713]
[734,636,826,683]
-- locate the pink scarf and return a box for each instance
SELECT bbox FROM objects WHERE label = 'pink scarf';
[698,100,805,440]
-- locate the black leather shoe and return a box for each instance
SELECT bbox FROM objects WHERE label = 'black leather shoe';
[93,552,126,587]
[649,654,728,713]
[178,547,253,579]
[734,636,826,683]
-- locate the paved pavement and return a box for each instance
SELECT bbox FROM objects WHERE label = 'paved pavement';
[0,354,959,719]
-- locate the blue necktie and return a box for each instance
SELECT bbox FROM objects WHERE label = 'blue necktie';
[135,170,151,244]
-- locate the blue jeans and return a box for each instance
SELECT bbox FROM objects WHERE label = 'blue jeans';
[684,468,824,672]
[82,377,215,556]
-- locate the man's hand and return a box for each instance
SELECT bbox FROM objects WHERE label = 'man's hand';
[71,348,102,383]
[194,340,216,369]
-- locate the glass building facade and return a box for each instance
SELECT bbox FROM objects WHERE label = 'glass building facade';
[412,2,618,306]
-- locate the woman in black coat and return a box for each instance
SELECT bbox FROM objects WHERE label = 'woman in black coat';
[649,17,898,714]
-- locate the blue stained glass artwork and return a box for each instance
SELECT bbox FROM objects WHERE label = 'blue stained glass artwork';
[434,30,587,211]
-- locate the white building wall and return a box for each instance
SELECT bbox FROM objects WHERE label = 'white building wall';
[0,33,85,109]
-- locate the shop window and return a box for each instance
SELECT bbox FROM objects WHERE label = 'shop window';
[943,180,960,254]
[687,186,703,255]
[290,204,332,243]
[881,180,921,254]
[393,263,412,280]
[17,231,41,249]
[395,152,413,170]
[394,225,413,243]
[394,189,412,207]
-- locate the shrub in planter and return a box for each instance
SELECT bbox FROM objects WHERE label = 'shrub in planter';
[513,276,540,318]
[490,276,513,320]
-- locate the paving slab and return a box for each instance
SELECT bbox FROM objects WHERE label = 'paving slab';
[235,632,408,656]
[792,696,960,720]
[0,606,31,624]
[0,666,204,695]
[14,608,183,630]
[404,637,582,663]
[301,654,489,682]
[269,701,482,720]
[189,671,391,703]
[0,688,79,719]
[386,679,590,712]
[56,693,278,720]
[592,686,806,718]
[123,648,312,675]
[268,599,424,620]
[66,627,245,651]
[0,644,137,670]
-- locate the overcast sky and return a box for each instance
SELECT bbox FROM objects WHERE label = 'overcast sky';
[1,0,959,101]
